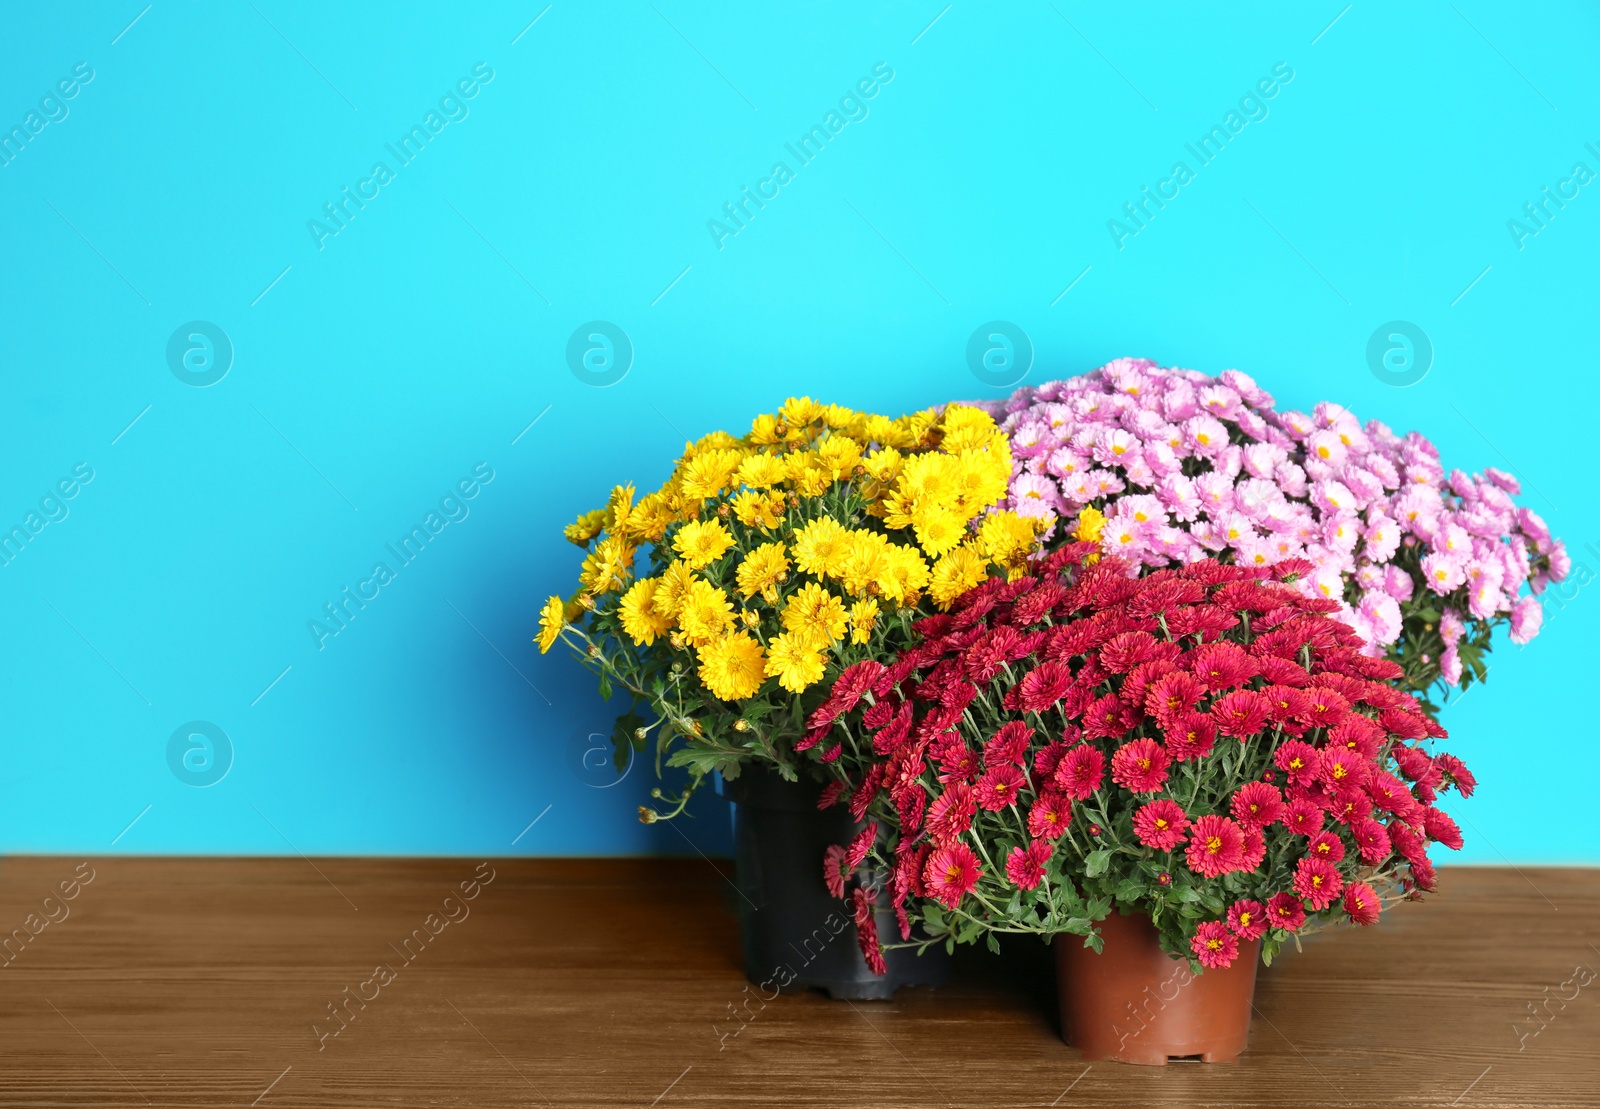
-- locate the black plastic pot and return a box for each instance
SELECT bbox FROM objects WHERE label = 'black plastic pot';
[717,764,949,1000]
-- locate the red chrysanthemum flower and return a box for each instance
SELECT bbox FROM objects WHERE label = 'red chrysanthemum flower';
[1227,899,1269,941]
[1328,784,1375,826]
[923,843,983,909]
[1189,641,1259,692]
[1230,781,1285,828]
[1379,706,1428,740]
[1028,791,1072,839]
[1434,753,1476,797]
[1239,825,1267,871]
[975,765,1026,812]
[1016,660,1073,712]
[1052,745,1105,801]
[1306,830,1345,863]
[1163,711,1217,763]
[850,764,887,822]
[926,783,976,846]
[1098,630,1161,674]
[1283,798,1325,837]
[851,886,887,974]
[1260,685,1310,735]
[1295,686,1352,729]
[1343,881,1381,926]
[1366,771,1419,822]
[1211,689,1272,739]
[1350,812,1388,864]
[1317,745,1369,791]
[1292,856,1344,910]
[845,822,878,869]
[1132,798,1190,851]
[892,840,930,902]
[1256,654,1310,686]
[1004,839,1053,891]
[1081,693,1132,741]
[1191,921,1238,969]
[983,721,1033,768]
[1111,737,1171,794]
[934,739,978,784]
[1275,740,1320,787]
[823,844,849,899]
[1267,891,1307,931]
[1145,671,1206,725]
[817,780,846,811]
[1422,808,1464,850]
[1389,822,1431,869]
[1328,714,1385,759]
[1185,814,1248,878]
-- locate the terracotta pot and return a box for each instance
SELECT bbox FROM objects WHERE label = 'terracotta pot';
[1056,911,1259,1065]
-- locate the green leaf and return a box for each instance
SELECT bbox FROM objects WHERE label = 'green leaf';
[1084,848,1112,878]
[597,671,613,701]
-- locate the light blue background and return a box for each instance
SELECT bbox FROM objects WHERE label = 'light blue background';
[1,2,1595,861]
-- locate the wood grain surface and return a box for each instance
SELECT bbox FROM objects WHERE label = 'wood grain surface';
[0,857,1593,1107]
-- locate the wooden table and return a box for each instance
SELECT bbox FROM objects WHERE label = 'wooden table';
[0,857,1593,1107]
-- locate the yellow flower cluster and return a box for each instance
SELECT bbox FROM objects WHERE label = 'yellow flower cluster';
[538,397,1046,703]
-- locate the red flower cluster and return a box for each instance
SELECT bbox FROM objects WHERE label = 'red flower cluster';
[812,544,1472,971]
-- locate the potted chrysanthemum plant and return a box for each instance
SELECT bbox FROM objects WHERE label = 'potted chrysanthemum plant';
[536,396,1043,998]
[808,543,1475,1063]
[988,359,1567,716]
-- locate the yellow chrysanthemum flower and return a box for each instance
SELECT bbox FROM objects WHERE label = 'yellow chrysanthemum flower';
[731,490,786,530]
[563,508,609,547]
[676,579,734,646]
[837,531,893,598]
[861,445,903,485]
[977,511,1043,570]
[764,629,827,693]
[784,451,833,498]
[697,633,767,700]
[929,544,988,609]
[792,517,850,579]
[861,414,898,446]
[735,454,788,489]
[626,492,679,543]
[779,396,826,430]
[848,597,879,644]
[1073,505,1107,544]
[735,542,790,599]
[650,559,697,620]
[881,543,932,605]
[606,484,636,537]
[680,449,745,501]
[536,595,565,652]
[748,413,785,446]
[579,534,634,595]
[817,435,862,480]
[619,578,673,645]
[780,582,849,643]
[911,506,966,558]
[672,518,734,570]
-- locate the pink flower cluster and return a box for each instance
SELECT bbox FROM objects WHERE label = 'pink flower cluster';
[990,358,1568,680]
